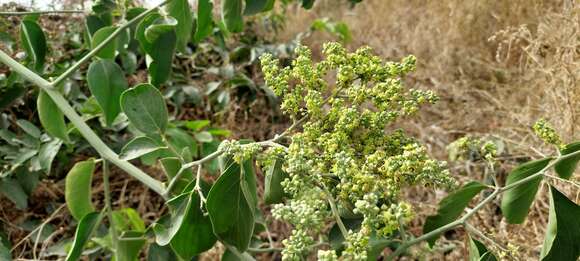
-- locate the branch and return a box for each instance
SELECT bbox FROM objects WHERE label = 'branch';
[0,50,165,196]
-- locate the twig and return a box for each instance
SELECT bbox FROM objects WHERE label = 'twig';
[102,160,118,252]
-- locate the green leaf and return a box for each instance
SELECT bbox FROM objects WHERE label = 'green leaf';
[91,26,118,59]
[207,158,257,252]
[148,30,176,86]
[166,0,193,51]
[37,138,63,173]
[87,59,128,126]
[193,0,214,43]
[169,191,217,260]
[112,208,146,232]
[120,83,168,134]
[554,142,580,180]
[264,158,288,204]
[184,120,210,131]
[116,231,146,261]
[85,15,106,39]
[65,159,96,221]
[500,158,551,224]
[540,186,580,261]
[37,90,69,142]
[20,20,46,72]
[222,0,243,33]
[423,181,487,247]
[119,136,164,160]
[137,16,177,86]
[16,119,41,138]
[468,235,497,261]
[136,13,162,54]
[222,247,255,261]
[244,0,268,15]
[166,127,198,159]
[147,243,178,261]
[194,131,213,143]
[160,157,191,190]
[302,0,315,9]
[144,17,178,43]
[0,178,28,209]
[0,235,11,261]
[152,193,190,246]
[65,212,101,261]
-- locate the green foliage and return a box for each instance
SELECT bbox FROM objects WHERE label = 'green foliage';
[37,90,69,141]
[423,181,486,247]
[554,141,580,179]
[193,0,214,43]
[540,186,580,261]
[65,159,96,221]
[166,0,193,52]
[500,158,551,224]
[206,158,257,252]
[66,212,101,261]
[92,26,118,59]
[222,0,244,33]
[86,59,127,126]
[468,235,497,261]
[119,136,164,161]
[120,83,168,134]
[20,19,46,72]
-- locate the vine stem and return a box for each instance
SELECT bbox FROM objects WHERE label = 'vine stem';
[102,160,118,252]
[0,10,85,15]
[386,150,580,260]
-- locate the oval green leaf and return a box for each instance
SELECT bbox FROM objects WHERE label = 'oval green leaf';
[193,0,214,43]
[87,59,128,126]
[468,235,497,261]
[119,136,164,161]
[169,191,217,260]
[20,20,47,72]
[264,158,288,204]
[221,0,243,33]
[554,142,580,180]
[500,157,551,224]
[120,83,168,134]
[65,212,101,261]
[540,186,580,261]
[206,158,257,252]
[423,181,487,247]
[65,159,96,221]
[37,90,69,142]
[244,0,268,15]
[116,231,146,261]
[166,0,193,51]
[91,26,118,59]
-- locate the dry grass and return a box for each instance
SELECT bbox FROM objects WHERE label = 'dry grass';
[279,0,579,259]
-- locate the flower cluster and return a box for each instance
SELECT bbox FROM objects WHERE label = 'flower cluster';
[447,136,499,162]
[261,43,454,260]
[218,140,262,163]
[533,119,563,148]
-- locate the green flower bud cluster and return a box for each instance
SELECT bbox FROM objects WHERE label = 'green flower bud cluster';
[448,136,499,162]
[260,43,454,260]
[342,228,370,261]
[218,140,262,163]
[533,119,563,148]
[317,250,338,261]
